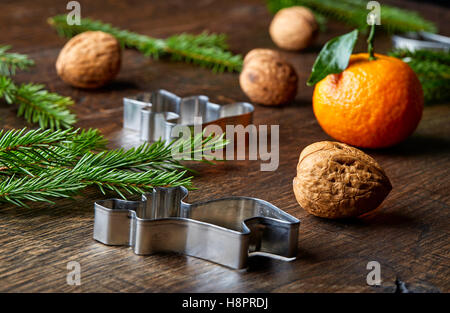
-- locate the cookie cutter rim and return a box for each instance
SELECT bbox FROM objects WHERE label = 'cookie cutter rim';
[93,186,300,269]
[123,89,254,142]
[392,31,450,52]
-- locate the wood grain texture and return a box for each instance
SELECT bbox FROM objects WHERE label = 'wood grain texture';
[0,0,449,292]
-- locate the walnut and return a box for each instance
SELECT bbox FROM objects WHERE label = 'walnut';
[56,31,121,89]
[239,49,298,106]
[269,6,318,51]
[243,48,282,66]
[293,141,392,219]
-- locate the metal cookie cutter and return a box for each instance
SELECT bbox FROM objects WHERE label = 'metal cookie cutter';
[93,187,300,269]
[123,89,254,142]
[392,31,450,52]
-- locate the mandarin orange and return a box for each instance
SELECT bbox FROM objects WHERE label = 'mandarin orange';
[313,53,423,148]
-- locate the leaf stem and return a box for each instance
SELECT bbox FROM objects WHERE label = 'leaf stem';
[367,23,376,61]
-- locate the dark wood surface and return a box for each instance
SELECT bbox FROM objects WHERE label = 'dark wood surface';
[0,0,449,292]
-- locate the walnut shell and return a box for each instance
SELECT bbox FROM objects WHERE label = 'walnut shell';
[293,141,392,219]
[269,6,318,51]
[243,48,283,66]
[56,31,121,89]
[239,54,298,106]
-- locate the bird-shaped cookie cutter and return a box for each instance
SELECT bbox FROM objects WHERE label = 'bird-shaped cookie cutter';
[93,187,300,269]
[123,89,254,142]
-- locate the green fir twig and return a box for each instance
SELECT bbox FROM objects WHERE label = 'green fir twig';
[0,47,77,129]
[0,128,104,175]
[0,45,35,76]
[266,0,437,33]
[0,128,228,207]
[14,83,76,129]
[48,15,243,72]
[0,170,86,207]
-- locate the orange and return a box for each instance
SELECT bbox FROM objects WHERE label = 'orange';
[313,53,423,148]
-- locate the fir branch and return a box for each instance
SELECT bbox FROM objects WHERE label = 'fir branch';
[47,15,166,58]
[379,4,436,34]
[168,32,230,51]
[72,154,192,198]
[61,132,228,173]
[0,77,76,129]
[0,170,86,207]
[0,128,228,207]
[389,49,450,104]
[170,131,228,163]
[0,45,35,76]
[0,128,76,152]
[66,128,107,154]
[0,128,77,174]
[266,0,437,33]
[47,15,243,72]
[0,128,103,175]
[0,166,192,207]
[76,142,185,173]
[165,36,243,72]
[0,47,77,129]
[0,76,16,103]
[14,83,77,129]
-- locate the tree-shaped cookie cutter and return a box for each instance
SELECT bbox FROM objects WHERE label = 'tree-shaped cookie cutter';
[93,186,300,269]
[123,89,254,142]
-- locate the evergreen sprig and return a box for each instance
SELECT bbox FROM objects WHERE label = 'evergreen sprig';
[0,170,86,207]
[266,0,437,33]
[48,15,243,72]
[0,47,77,129]
[0,45,35,76]
[71,154,192,199]
[0,128,228,207]
[14,83,76,129]
[389,49,450,104]
[0,128,104,175]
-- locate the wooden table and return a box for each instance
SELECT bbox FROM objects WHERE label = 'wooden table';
[0,0,448,292]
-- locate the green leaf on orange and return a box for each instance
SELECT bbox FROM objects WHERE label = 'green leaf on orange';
[307,29,359,86]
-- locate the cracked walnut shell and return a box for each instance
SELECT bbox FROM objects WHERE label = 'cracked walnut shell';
[293,141,392,219]
[56,31,121,89]
[240,50,297,106]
